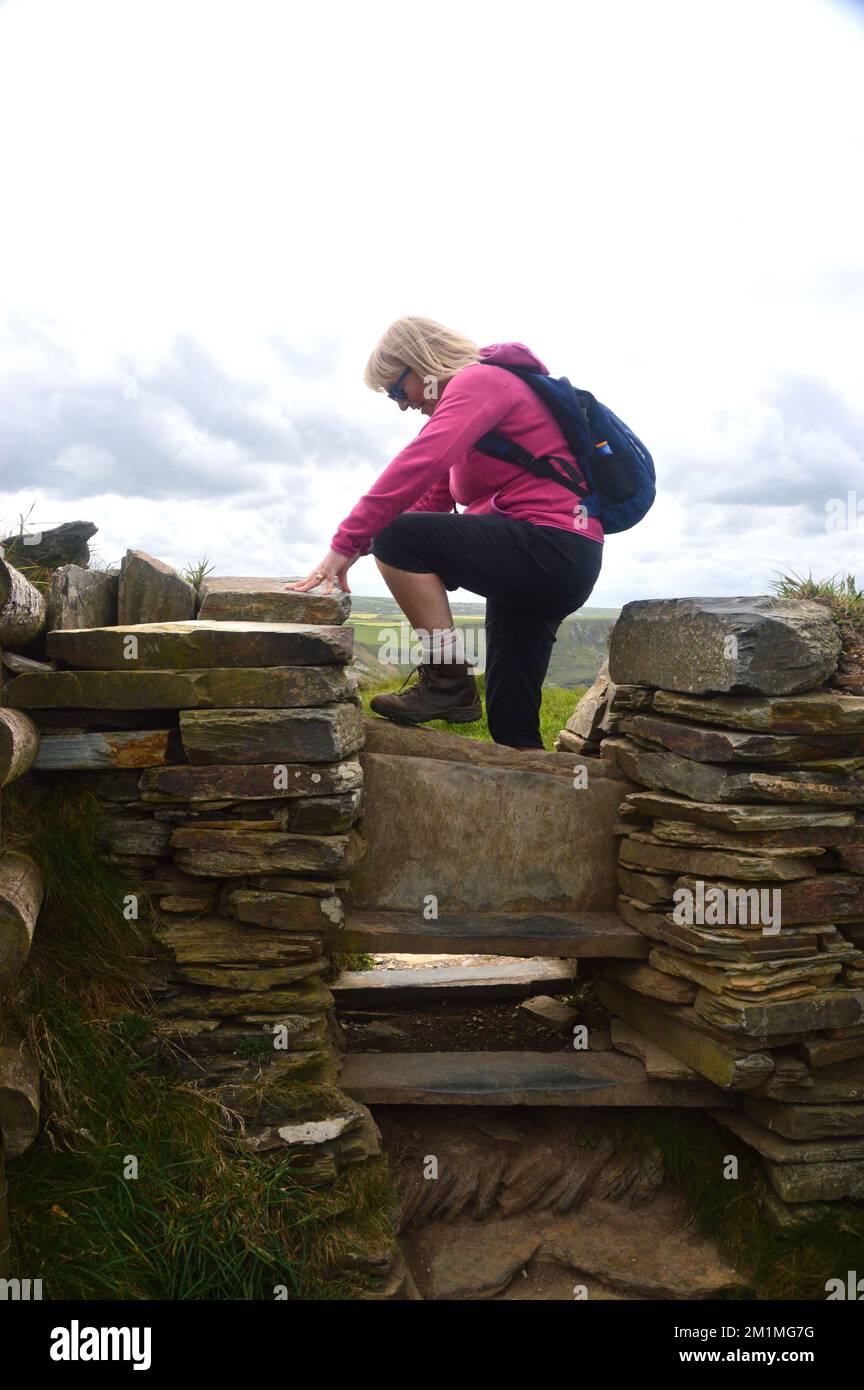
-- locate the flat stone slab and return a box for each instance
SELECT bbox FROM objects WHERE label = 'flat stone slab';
[652,690,864,735]
[619,832,818,881]
[619,713,864,764]
[674,872,864,927]
[713,1109,864,1162]
[695,982,864,1037]
[46,620,353,670]
[597,980,774,1090]
[645,817,862,852]
[34,728,174,769]
[139,759,363,802]
[180,703,364,764]
[350,752,623,914]
[539,1198,746,1298]
[197,576,350,624]
[604,737,864,805]
[361,716,629,783]
[407,1195,746,1299]
[329,908,650,959]
[744,1095,864,1139]
[622,790,858,831]
[170,826,364,877]
[766,1158,864,1202]
[332,959,574,1006]
[610,1020,699,1079]
[227,888,343,931]
[340,1050,735,1106]
[608,596,841,695]
[153,913,325,966]
[5,665,355,710]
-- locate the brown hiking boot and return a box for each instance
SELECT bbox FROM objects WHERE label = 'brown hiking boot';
[369,661,482,726]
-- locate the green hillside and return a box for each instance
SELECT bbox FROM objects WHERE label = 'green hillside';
[345,596,617,689]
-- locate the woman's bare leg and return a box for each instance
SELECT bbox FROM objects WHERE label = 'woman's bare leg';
[374,560,454,632]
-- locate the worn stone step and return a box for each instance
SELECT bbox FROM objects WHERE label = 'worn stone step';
[339,1050,735,1106]
[6,665,355,710]
[197,576,350,625]
[328,908,649,959]
[46,620,353,670]
[332,959,575,1006]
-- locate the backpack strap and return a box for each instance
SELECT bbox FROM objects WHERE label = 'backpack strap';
[473,431,593,500]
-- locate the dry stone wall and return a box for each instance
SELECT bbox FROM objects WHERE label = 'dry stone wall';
[2,549,383,1190]
[560,596,864,1202]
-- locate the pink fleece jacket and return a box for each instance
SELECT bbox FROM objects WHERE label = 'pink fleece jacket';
[329,343,605,557]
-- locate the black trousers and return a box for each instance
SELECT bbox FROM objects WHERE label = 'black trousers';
[370,511,604,748]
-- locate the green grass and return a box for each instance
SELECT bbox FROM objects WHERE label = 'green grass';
[331,953,376,973]
[359,672,584,750]
[770,570,863,677]
[770,569,863,617]
[182,555,216,589]
[2,779,395,1300]
[612,1110,864,1300]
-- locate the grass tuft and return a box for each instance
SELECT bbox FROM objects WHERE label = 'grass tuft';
[612,1110,864,1300]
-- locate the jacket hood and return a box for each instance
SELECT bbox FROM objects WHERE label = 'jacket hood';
[479,342,549,374]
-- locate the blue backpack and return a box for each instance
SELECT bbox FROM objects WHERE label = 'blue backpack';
[473,361,655,533]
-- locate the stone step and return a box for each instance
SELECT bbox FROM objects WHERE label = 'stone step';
[197,576,350,625]
[45,620,353,670]
[340,1050,736,1107]
[328,908,650,959]
[332,959,575,1006]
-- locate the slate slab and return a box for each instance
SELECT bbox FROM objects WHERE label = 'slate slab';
[197,576,350,625]
[46,620,353,670]
[608,596,841,694]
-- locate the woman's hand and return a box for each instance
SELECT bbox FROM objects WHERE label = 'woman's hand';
[285,549,359,596]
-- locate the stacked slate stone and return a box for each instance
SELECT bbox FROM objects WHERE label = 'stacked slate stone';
[591,597,864,1203]
[5,567,382,1182]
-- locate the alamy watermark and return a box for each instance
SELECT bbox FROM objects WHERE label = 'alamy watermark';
[825,492,863,532]
[672,879,782,934]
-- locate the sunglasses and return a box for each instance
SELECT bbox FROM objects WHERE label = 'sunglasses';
[386,366,412,402]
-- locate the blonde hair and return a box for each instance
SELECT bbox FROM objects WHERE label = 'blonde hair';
[364,315,481,394]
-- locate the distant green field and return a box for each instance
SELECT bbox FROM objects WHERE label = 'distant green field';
[346,598,615,689]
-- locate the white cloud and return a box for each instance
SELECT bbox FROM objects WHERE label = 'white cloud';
[0,0,862,605]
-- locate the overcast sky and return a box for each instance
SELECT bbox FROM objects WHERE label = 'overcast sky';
[0,0,862,607]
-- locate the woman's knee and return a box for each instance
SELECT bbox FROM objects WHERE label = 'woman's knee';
[370,513,418,565]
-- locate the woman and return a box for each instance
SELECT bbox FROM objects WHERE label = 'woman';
[287,316,603,751]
